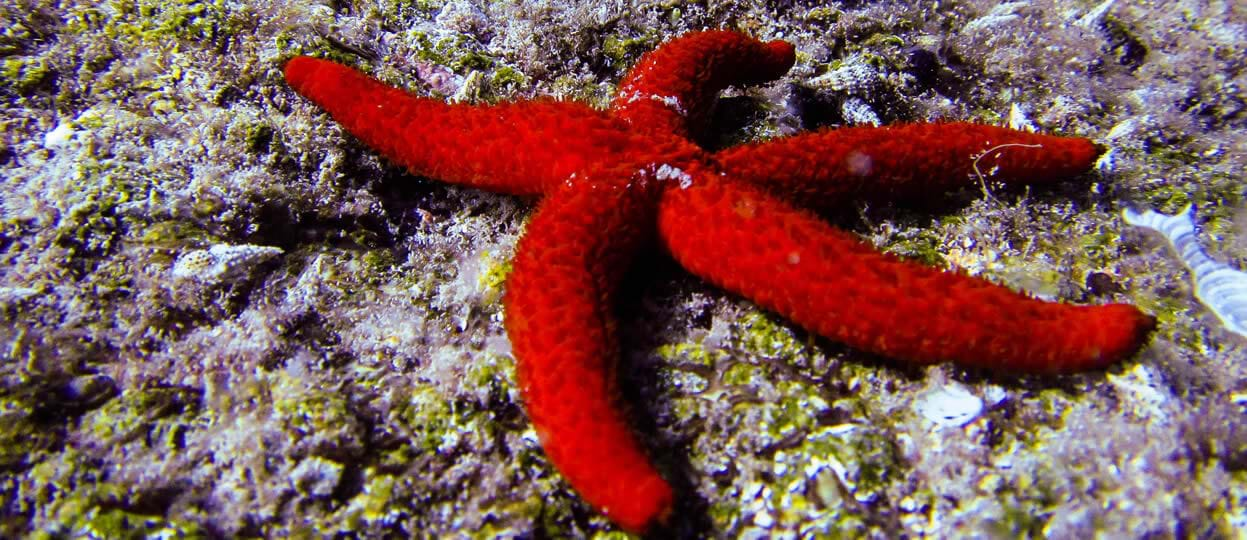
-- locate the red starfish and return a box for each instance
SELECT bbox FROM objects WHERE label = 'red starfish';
[284,30,1155,533]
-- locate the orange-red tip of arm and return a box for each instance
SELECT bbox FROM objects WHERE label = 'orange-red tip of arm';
[282,56,323,93]
[762,39,797,73]
[607,477,675,534]
[1085,304,1157,370]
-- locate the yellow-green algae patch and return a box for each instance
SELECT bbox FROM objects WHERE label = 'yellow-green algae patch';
[737,311,811,361]
[19,385,205,539]
[475,249,513,305]
[82,386,199,447]
[23,451,209,540]
[1,56,52,94]
[656,341,725,368]
[601,33,661,69]
[336,470,403,531]
[653,302,911,536]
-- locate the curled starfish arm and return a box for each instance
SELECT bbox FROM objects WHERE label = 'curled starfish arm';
[611,30,796,137]
[715,123,1102,205]
[503,181,672,533]
[658,174,1155,373]
[285,57,642,196]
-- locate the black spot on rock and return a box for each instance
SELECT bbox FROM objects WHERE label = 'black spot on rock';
[1101,16,1147,71]
[1086,271,1126,296]
[786,83,843,129]
[905,47,941,90]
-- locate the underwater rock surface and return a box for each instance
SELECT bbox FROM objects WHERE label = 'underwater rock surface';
[1,0,1244,537]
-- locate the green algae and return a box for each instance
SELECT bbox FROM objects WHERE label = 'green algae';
[803,7,842,23]
[592,530,637,540]
[82,386,199,447]
[737,311,807,360]
[653,303,912,535]
[139,220,216,249]
[1,55,51,94]
[722,361,765,387]
[0,397,64,472]
[884,227,950,267]
[464,351,515,400]
[337,470,402,531]
[58,507,207,540]
[406,31,500,77]
[274,384,352,442]
[475,250,512,304]
[731,424,899,537]
[489,65,529,94]
[602,34,658,69]
[656,341,723,368]
[389,383,490,455]
[809,424,897,505]
[1212,469,1247,536]
[23,461,207,540]
[63,0,234,49]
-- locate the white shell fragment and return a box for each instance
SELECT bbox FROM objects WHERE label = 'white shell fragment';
[1076,0,1118,29]
[44,122,75,148]
[914,383,984,427]
[1122,205,1247,337]
[172,244,284,286]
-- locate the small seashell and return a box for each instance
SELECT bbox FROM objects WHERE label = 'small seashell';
[914,382,983,427]
[172,244,283,286]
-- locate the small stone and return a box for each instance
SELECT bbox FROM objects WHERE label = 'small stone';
[44,122,75,148]
[914,382,983,427]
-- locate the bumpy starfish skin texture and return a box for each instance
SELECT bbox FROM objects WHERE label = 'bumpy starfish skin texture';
[284,30,1155,533]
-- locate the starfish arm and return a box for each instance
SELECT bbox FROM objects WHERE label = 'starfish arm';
[285,57,643,196]
[714,122,1102,205]
[658,174,1155,373]
[611,30,796,137]
[504,181,671,532]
